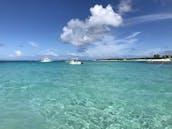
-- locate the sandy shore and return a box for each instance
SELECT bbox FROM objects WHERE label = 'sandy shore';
[98,58,172,62]
[146,58,171,62]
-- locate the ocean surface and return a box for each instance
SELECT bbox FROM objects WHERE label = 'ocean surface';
[0,61,172,129]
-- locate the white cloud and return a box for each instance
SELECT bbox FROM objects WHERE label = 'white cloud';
[14,50,22,56]
[8,50,22,58]
[69,33,140,59]
[118,0,132,15]
[83,43,132,58]
[60,4,123,46]
[125,13,172,25]
[29,42,39,47]
[60,4,141,58]
[126,32,141,39]
[89,4,123,26]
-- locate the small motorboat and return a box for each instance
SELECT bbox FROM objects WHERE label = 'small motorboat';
[40,57,52,63]
[68,59,83,65]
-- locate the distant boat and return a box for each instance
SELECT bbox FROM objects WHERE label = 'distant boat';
[68,59,83,65]
[40,57,52,62]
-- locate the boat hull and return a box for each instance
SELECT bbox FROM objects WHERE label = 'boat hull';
[68,60,83,65]
[40,61,52,63]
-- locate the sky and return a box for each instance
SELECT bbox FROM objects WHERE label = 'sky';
[0,0,172,60]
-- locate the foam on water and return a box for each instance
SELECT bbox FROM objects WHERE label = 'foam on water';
[0,62,172,129]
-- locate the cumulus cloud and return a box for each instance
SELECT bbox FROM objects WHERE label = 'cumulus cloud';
[60,3,139,58]
[88,5,123,26]
[118,0,132,15]
[29,42,39,47]
[14,50,22,56]
[60,4,123,46]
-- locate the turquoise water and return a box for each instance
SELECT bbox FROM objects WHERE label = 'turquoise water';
[0,61,172,129]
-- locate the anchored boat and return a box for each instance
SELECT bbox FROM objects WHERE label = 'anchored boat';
[40,57,52,63]
[68,59,83,65]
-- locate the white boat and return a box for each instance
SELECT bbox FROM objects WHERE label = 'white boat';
[68,59,83,65]
[40,57,52,62]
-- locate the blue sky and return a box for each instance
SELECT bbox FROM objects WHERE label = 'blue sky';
[0,0,172,60]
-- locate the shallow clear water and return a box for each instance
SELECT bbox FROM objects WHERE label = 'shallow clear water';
[0,61,172,129]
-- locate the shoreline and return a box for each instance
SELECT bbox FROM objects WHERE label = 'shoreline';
[97,58,172,63]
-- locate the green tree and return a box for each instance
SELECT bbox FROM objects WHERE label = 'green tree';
[162,55,169,58]
[153,54,160,59]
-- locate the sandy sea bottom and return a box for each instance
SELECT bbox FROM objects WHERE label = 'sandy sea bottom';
[0,61,172,129]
